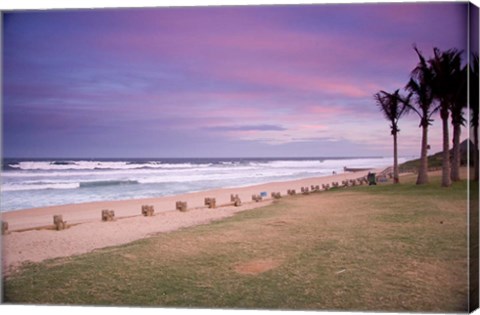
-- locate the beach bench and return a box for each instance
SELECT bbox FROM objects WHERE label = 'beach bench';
[176,201,188,212]
[101,209,115,221]
[252,194,262,202]
[1,221,8,235]
[141,205,155,216]
[233,196,242,206]
[271,192,281,199]
[309,185,320,192]
[53,215,67,230]
[229,194,242,206]
[204,197,216,209]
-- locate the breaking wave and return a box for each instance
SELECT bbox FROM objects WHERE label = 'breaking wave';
[1,157,406,211]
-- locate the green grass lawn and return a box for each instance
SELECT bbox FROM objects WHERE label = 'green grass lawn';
[2,172,474,312]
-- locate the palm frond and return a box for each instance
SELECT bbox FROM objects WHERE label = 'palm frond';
[406,46,435,127]
[374,89,409,133]
[470,53,479,128]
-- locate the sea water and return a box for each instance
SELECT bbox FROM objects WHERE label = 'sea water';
[0,157,406,212]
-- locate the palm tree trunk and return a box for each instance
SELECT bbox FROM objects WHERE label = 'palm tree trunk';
[475,125,479,181]
[451,122,461,181]
[393,131,399,184]
[441,106,452,187]
[416,124,429,184]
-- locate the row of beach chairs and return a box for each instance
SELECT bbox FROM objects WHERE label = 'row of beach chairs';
[1,173,392,235]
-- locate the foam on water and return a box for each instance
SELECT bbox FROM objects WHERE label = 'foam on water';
[3,182,81,192]
[7,160,210,171]
[1,157,405,211]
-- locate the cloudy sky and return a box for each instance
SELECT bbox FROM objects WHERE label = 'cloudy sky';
[2,2,476,158]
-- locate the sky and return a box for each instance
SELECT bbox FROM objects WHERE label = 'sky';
[2,1,477,158]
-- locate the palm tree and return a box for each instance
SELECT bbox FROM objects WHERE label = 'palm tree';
[405,46,436,184]
[450,65,468,181]
[428,47,463,187]
[471,53,479,181]
[374,89,410,184]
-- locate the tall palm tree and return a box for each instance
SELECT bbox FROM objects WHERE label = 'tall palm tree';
[450,65,468,181]
[428,47,463,187]
[374,89,410,184]
[405,46,436,185]
[471,53,479,181]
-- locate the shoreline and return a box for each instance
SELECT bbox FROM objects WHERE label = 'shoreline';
[1,168,383,231]
[1,168,384,275]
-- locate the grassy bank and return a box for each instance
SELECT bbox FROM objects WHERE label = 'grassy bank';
[3,172,472,312]
[399,139,473,173]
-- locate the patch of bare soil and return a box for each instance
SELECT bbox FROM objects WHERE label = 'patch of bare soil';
[234,259,282,275]
[264,220,290,226]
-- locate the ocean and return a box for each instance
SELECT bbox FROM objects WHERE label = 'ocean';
[0,157,405,212]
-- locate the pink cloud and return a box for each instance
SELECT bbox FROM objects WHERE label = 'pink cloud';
[216,66,373,98]
[299,124,328,131]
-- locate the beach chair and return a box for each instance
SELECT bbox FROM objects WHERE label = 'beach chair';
[233,196,242,206]
[141,205,155,216]
[53,215,67,230]
[176,201,188,212]
[252,194,262,202]
[1,221,8,235]
[271,192,281,199]
[101,209,115,221]
[204,198,216,209]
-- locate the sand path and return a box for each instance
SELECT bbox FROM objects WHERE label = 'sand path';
[1,169,381,275]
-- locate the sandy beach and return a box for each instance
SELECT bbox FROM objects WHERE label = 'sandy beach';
[1,169,382,275]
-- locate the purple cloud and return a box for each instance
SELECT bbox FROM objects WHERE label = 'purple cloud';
[2,3,472,158]
[204,124,287,132]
